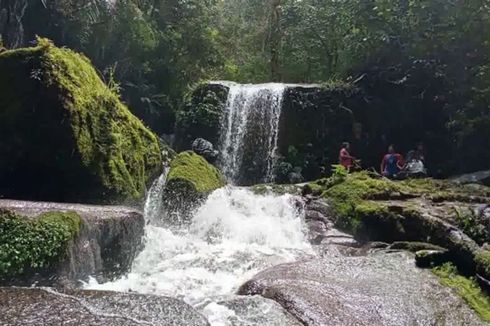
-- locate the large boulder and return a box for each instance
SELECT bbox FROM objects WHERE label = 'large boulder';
[0,199,145,286]
[0,287,209,326]
[0,38,163,203]
[163,151,225,218]
[238,252,486,326]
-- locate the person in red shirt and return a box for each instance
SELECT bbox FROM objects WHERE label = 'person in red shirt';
[380,145,404,178]
[339,142,355,170]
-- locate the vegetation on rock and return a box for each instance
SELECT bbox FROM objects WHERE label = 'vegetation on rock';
[0,38,163,203]
[475,250,490,281]
[0,209,82,280]
[310,171,489,233]
[166,151,225,195]
[163,151,225,218]
[433,263,490,323]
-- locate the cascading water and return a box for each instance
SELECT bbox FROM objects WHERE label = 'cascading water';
[86,183,313,324]
[217,83,285,185]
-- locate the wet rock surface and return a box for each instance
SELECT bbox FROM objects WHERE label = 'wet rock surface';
[200,295,302,326]
[192,138,219,163]
[239,250,486,326]
[452,170,490,187]
[0,200,144,285]
[0,287,209,326]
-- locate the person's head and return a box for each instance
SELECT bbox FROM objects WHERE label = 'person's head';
[407,150,416,161]
[388,144,395,154]
[342,142,350,150]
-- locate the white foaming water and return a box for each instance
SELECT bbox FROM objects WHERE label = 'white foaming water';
[218,83,285,185]
[85,186,313,310]
[142,168,168,225]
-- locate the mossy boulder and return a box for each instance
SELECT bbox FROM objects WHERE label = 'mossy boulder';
[0,38,163,203]
[309,171,489,234]
[305,171,490,293]
[163,151,225,217]
[0,209,82,282]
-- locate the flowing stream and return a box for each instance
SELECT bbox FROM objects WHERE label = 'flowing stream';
[217,83,285,185]
[86,179,314,324]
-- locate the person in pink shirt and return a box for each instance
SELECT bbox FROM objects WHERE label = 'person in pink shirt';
[339,142,355,170]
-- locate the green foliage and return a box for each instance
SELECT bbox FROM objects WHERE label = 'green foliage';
[0,39,163,202]
[167,151,225,194]
[433,263,490,322]
[0,209,82,279]
[330,164,349,184]
[454,208,489,246]
[475,250,490,280]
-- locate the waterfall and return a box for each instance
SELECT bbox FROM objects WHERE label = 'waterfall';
[217,83,285,185]
[86,186,313,310]
[143,167,168,225]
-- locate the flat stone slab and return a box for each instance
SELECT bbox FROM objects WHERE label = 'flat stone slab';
[0,287,209,326]
[239,251,485,326]
[0,199,142,220]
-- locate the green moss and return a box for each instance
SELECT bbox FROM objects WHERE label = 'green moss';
[0,38,163,202]
[454,208,489,245]
[311,171,489,234]
[167,151,225,194]
[0,209,82,279]
[475,250,490,278]
[314,172,403,230]
[433,263,490,322]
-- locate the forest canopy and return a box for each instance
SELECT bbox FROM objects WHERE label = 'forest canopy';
[1,0,489,171]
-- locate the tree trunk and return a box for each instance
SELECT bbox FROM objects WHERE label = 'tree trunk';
[270,0,282,82]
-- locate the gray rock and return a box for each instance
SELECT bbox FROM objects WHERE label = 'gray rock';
[238,251,485,326]
[200,295,302,326]
[305,199,333,219]
[192,138,219,163]
[0,287,209,326]
[452,170,490,187]
[0,199,144,286]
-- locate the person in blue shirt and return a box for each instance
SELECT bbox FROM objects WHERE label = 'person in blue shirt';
[380,145,404,178]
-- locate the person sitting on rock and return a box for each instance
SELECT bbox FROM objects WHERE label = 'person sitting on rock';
[398,150,427,179]
[415,142,426,163]
[380,145,404,178]
[339,142,355,170]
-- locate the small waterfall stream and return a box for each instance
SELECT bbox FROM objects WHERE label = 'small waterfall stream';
[217,83,285,185]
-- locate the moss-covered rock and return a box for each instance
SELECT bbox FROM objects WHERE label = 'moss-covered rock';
[167,151,225,194]
[433,263,490,323]
[475,249,490,280]
[0,38,163,203]
[163,151,225,217]
[0,209,82,281]
[309,171,489,233]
